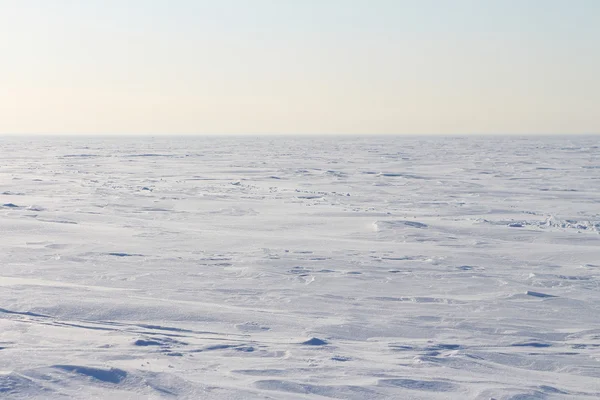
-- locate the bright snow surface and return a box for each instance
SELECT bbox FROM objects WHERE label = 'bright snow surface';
[1,135,599,399]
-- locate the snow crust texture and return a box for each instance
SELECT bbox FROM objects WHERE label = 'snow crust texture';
[1,136,599,399]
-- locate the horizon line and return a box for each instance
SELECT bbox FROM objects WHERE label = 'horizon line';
[1,132,599,137]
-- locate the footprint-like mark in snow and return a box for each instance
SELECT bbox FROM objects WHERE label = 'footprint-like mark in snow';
[133,336,188,357]
[235,322,270,332]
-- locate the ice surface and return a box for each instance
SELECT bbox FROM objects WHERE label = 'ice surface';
[0,135,599,399]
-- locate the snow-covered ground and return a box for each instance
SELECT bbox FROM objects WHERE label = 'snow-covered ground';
[1,135,599,399]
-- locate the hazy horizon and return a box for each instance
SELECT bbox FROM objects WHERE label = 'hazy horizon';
[2,0,599,135]
[1,132,599,138]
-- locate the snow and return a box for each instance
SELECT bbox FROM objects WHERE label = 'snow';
[1,135,599,399]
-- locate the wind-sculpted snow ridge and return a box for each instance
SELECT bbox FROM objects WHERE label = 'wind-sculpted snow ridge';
[1,135,600,399]
[476,215,600,234]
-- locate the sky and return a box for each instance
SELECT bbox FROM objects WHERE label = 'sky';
[1,0,599,135]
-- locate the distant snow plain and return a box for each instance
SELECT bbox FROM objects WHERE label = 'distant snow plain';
[1,135,599,399]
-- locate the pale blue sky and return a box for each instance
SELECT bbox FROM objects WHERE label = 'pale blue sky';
[1,0,598,134]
